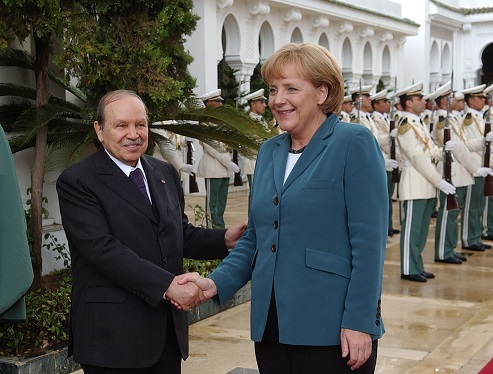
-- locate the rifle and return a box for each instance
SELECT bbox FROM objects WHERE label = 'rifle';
[484,90,493,196]
[232,91,243,187]
[232,149,243,186]
[357,78,362,124]
[429,100,436,134]
[389,77,400,183]
[443,76,460,210]
[186,140,199,193]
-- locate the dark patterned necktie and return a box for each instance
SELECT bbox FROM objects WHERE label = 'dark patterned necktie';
[129,168,151,205]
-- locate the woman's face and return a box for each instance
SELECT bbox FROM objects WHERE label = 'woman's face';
[267,63,327,137]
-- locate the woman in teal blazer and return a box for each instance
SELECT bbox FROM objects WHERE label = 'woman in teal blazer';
[176,43,388,373]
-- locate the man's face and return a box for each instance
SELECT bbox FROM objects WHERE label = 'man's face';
[455,99,466,112]
[425,100,433,110]
[361,94,372,112]
[250,99,266,115]
[468,96,486,111]
[341,101,354,113]
[373,99,390,114]
[205,100,223,109]
[406,95,425,115]
[94,96,148,167]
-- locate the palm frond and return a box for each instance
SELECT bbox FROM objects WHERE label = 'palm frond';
[0,49,86,101]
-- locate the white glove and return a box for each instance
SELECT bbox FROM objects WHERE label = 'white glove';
[436,179,456,195]
[444,140,455,152]
[486,131,493,142]
[227,162,240,173]
[390,128,398,138]
[180,164,195,175]
[476,167,493,177]
[384,158,399,171]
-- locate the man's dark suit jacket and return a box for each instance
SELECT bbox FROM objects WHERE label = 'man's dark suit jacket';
[56,147,229,368]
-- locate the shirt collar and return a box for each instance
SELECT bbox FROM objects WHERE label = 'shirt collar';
[104,148,145,178]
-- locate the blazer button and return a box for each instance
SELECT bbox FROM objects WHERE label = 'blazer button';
[273,221,278,229]
[273,197,279,205]
[375,320,380,326]
[271,244,277,252]
[376,312,381,319]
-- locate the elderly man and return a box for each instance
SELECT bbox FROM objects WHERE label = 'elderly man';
[57,90,246,373]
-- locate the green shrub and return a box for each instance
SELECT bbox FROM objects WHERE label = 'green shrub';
[183,258,221,276]
[0,269,71,357]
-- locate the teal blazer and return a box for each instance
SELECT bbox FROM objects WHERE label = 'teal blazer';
[209,114,388,346]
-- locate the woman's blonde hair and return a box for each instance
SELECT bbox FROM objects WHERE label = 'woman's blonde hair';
[261,43,344,114]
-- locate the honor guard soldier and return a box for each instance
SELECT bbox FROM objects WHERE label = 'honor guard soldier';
[371,89,400,236]
[243,89,269,207]
[349,85,378,132]
[461,84,492,250]
[453,92,466,121]
[431,82,493,264]
[150,123,195,179]
[421,95,435,134]
[396,82,456,282]
[339,94,353,123]
[196,89,240,228]
[481,83,493,241]
[393,98,404,123]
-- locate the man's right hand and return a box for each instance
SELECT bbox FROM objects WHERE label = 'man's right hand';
[165,273,205,312]
[167,273,218,311]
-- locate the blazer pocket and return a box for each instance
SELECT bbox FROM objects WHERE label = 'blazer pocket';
[305,248,351,279]
[301,179,335,189]
[85,286,128,303]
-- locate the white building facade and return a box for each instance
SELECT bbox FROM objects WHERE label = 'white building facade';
[186,0,493,96]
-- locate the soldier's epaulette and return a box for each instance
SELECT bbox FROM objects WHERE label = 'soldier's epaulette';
[436,116,445,130]
[398,118,411,134]
[463,112,473,126]
[350,115,356,123]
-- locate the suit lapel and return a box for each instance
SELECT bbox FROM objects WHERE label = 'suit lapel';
[281,115,338,192]
[95,148,157,223]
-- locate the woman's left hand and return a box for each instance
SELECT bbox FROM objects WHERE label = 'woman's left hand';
[340,328,372,370]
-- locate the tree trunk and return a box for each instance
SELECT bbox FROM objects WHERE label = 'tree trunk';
[29,34,52,290]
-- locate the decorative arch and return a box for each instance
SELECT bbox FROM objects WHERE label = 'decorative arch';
[442,43,452,82]
[290,27,303,43]
[481,43,493,85]
[319,33,330,50]
[341,38,353,87]
[429,40,441,91]
[222,14,241,64]
[381,45,391,87]
[430,40,440,73]
[362,42,373,84]
[259,21,275,64]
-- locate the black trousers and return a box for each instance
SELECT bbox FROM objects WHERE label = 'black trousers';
[255,290,378,374]
[82,316,181,374]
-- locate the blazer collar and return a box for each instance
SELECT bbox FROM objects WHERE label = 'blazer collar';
[95,148,159,224]
[273,114,338,193]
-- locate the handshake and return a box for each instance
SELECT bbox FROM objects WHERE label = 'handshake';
[165,273,217,312]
